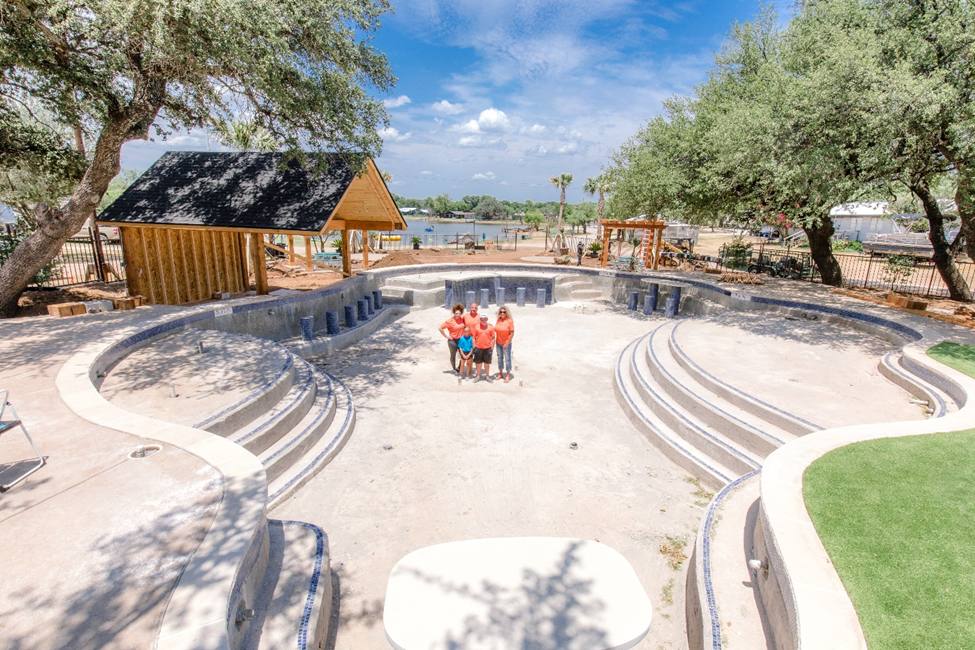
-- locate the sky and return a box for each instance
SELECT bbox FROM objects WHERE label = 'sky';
[120,0,792,203]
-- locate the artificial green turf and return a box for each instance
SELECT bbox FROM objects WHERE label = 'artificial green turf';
[927,341,975,379]
[804,431,975,649]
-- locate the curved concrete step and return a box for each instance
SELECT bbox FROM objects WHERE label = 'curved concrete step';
[268,378,355,509]
[614,336,737,490]
[260,371,338,483]
[242,520,331,650]
[645,322,793,458]
[668,322,820,436]
[570,288,604,300]
[878,352,951,418]
[629,331,761,476]
[231,358,320,455]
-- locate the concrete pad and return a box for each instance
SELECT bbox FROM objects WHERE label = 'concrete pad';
[273,303,707,649]
[675,313,926,428]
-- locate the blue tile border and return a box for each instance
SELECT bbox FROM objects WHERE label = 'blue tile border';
[276,520,327,650]
[702,469,760,650]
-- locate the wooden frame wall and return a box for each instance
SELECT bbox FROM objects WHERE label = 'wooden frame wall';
[121,226,249,304]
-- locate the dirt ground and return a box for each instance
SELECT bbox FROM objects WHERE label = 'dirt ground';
[15,282,128,317]
[832,286,975,330]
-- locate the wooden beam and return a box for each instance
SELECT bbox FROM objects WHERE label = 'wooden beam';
[361,230,369,268]
[250,232,269,294]
[325,219,399,231]
[341,228,352,277]
[652,228,662,270]
[304,236,313,271]
[95,220,322,237]
[287,235,295,263]
[600,227,612,268]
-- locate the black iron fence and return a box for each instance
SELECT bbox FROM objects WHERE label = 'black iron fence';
[375,232,530,252]
[712,245,975,299]
[29,231,126,288]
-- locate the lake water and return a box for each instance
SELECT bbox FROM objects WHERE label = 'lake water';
[397,218,511,238]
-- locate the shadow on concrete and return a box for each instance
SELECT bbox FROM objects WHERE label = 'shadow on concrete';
[397,541,612,650]
[0,458,221,650]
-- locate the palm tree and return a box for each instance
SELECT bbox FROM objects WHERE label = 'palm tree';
[549,173,572,253]
[215,119,277,151]
[583,175,611,221]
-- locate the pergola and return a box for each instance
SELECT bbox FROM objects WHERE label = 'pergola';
[98,152,405,305]
[598,219,667,270]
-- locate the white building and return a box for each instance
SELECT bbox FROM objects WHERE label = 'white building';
[829,201,901,241]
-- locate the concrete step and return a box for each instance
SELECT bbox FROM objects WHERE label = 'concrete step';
[569,289,604,300]
[878,352,953,418]
[260,370,338,483]
[242,520,331,650]
[231,357,320,455]
[268,378,355,509]
[687,472,771,650]
[645,322,793,458]
[382,275,444,291]
[614,337,737,490]
[554,278,594,299]
[381,285,445,308]
[629,332,761,476]
[668,322,820,436]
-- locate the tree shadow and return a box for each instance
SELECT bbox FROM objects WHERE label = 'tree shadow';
[391,541,617,650]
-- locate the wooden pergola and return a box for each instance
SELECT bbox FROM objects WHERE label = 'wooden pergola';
[98,152,405,305]
[598,219,667,270]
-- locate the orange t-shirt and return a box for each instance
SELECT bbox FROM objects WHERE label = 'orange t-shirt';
[473,322,495,349]
[464,311,480,328]
[495,318,514,345]
[440,316,466,340]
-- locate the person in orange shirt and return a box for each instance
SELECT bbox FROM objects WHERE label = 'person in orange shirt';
[464,302,480,329]
[438,303,467,373]
[494,306,515,382]
[472,314,496,381]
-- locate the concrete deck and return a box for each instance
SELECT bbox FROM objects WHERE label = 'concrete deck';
[274,302,707,649]
[0,308,221,650]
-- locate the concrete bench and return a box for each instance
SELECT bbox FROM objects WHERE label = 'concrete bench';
[383,537,652,650]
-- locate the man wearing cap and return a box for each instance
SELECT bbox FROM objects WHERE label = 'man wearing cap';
[472,313,496,381]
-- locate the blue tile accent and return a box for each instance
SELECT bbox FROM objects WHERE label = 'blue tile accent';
[274,520,327,650]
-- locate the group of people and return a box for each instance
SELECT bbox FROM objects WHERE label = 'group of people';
[439,302,514,382]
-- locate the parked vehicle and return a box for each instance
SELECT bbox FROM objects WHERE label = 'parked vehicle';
[748,254,806,279]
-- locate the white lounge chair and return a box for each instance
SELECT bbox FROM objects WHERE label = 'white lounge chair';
[0,390,46,492]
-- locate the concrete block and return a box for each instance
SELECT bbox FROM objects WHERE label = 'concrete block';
[444,286,454,309]
[480,287,490,307]
[372,290,383,310]
[365,294,375,316]
[496,287,506,306]
[357,299,368,322]
[300,316,315,341]
[466,290,476,309]
[47,302,82,317]
[344,304,356,328]
[646,283,659,314]
[516,287,526,306]
[627,291,639,311]
[84,300,114,314]
[325,311,340,336]
[665,286,682,318]
[112,297,138,311]
[536,288,546,308]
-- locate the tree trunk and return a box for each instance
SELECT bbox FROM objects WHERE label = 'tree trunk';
[955,163,975,262]
[803,219,842,286]
[914,182,972,302]
[0,98,161,315]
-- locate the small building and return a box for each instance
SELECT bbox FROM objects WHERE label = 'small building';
[829,201,900,241]
[98,151,405,305]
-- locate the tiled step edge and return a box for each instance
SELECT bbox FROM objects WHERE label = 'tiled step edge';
[268,378,356,509]
[668,322,820,436]
[260,371,338,483]
[232,359,321,455]
[614,336,736,490]
[877,352,947,418]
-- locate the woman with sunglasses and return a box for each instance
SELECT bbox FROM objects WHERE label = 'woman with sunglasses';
[494,306,515,383]
[438,303,467,372]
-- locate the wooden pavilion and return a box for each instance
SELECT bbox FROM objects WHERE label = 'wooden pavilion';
[598,219,667,270]
[98,152,405,305]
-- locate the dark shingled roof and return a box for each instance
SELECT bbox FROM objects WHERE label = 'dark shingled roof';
[99,151,362,232]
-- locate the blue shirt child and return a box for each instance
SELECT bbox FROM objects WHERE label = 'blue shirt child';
[457,334,474,354]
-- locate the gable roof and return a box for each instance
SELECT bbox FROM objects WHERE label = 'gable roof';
[98,151,402,233]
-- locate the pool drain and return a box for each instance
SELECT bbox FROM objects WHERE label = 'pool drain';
[129,444,162,459]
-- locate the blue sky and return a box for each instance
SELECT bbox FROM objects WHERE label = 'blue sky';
[121,0,790,203]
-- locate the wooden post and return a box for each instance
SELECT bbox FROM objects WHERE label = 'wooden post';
[287,235,295,264]
[250,232,269,294]
[599,227,612,267]
[361,229,369,268]
[304,236,313,271]
[642,229,653,269]
[651,227,662,270]
[341,228,352,277]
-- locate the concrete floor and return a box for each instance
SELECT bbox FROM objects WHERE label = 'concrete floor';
[275,302,708,649]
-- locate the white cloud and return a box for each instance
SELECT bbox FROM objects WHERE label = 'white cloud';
[432,99,465,115]
[556,141,579,154]
[420,170,434,175]
[454,119,482,134]
[383,95,412,108]
[457,134,504,148]
[472,171,497,180]
[477,107,510,131]
[378,126,412,142]
[524,123,547,135]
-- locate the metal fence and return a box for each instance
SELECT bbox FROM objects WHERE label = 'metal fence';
[29,231,126,288]
[712,246,975,299]
[374,232,530,252]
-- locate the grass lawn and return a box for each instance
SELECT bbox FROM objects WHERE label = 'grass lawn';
[927,341,975,378]
[804,431,975,649]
